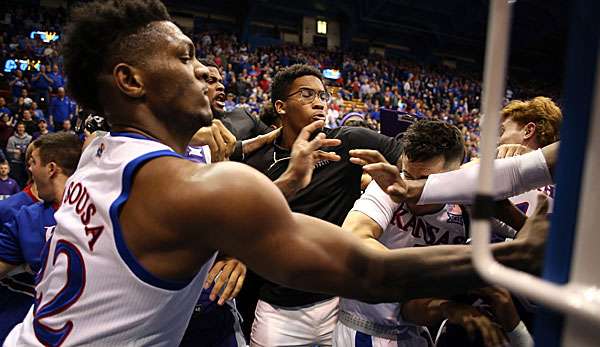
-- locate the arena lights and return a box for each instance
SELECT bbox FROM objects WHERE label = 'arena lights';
[317,20,327,35]
[29,31,60,43]
[3,58,42,73]
[322,69,340,79]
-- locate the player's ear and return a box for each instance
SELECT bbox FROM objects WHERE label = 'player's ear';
[113,63,145,99]
[47,162,57,178]
[274,100,287,117]
[523,122,536,140]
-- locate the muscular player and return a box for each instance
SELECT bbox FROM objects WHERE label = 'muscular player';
[4,1,550,345]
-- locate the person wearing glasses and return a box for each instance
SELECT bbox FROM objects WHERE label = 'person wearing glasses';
[244,64,403,347]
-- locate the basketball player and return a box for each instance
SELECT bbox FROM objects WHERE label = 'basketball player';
[4,1,551,345]
[335,121,530,347]
[0,133,82,342]
[498,96,561,215]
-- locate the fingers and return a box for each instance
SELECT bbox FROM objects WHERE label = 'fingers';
[314,150,341,162]
[349,149,389,166]
[362,162,400,177]
[209,260,236,302]
[533,193,550,216]
[298,120,325,141]
[217,262,247,304]
[204,260,226,289]
[211,122,227,161]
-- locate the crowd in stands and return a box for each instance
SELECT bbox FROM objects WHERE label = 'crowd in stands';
[0,4,553,195]
[0,4,76,192]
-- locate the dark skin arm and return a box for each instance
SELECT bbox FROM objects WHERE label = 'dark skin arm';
[120,157,548,303]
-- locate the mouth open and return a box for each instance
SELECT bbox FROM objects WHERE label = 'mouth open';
[214,93,226,109]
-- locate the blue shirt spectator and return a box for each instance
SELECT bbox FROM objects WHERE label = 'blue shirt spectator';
[48,87,73,126]
[49,65,65,90]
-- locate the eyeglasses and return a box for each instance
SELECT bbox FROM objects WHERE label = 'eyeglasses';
[286,88,331,104]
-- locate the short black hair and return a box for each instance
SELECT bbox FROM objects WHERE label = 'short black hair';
[401,120,465,165]
[198,58,218,69]
[63,0,171,111]
[271,64,323,108]
[32,133,83,176]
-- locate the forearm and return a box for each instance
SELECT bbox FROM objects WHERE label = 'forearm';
[401,298,450,326]
[273,172,303,200]
[418,145,555,205]
[369,239,537,302]
[494,199,527,231]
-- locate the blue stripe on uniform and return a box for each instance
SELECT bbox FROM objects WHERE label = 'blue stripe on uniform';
[355,331,373,347]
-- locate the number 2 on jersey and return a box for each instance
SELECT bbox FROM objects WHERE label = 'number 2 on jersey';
[33,239,86,347]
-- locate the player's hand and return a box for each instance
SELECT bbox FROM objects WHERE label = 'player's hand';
[443,302,508,347]
[349,149,421,203]
[471,286,521,332]
[496,144,532,159]
[280,120,341,194]
[203,257,247,305]
[190,119,236,162]
[242,128,281,156]
[515,194,550,271]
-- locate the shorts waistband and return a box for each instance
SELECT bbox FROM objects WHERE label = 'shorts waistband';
[338,310,424,341]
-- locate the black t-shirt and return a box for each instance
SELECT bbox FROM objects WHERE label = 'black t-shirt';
[217,108,272,162]
[245,126,403,307]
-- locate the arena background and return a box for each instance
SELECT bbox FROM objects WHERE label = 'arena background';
[2,1,598,347]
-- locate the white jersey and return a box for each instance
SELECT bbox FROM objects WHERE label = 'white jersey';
[340,181,469,328]
[5,132,217,347]
[509,185,555,217]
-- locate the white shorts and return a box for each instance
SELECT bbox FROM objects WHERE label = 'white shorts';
[250,297,339,347]
[333,320,433,347]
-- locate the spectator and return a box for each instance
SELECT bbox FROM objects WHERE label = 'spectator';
[0,113,15,152]
[30,64,54,103]
[48,87,73,127]
[32,119,51,140]
[30,102,45,121]
[0,98,11,119]
[0,161,19,200]
[49,64,65,92]
[20,110,38,136]
[58,119,75,134]
[8,70,29,103]
[5,123,32,187]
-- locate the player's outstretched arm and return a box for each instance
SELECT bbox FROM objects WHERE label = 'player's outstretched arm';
[187,162,549,303]
[350,141,559,205]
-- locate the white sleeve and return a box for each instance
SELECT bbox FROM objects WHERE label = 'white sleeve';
[418,149,552,205]
[507,321,534,347]
[351,181,399,231]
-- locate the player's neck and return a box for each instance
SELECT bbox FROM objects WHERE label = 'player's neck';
[0,174,8,180]
[280,125,299,150]
[110,123,192,154]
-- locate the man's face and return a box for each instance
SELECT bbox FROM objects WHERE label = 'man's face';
[498,117,525,146]
[279,75,328,134]
[206,66,226,116]
[40,65,46,72]
[53,65,59,73]
[23,110,32,120]
[39,121,47,131]
[137,21,212,128]
[0,98,5,107]
[29,148,53,202]
[16,124,25,135]
[58,88,65,98]
[401,154,460,214]
[0,164,9,177]
[63,120,71,130]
